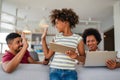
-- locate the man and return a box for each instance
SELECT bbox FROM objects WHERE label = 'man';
[2,32,43,73]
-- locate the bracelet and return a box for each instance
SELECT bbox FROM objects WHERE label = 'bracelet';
[45,58,49,61]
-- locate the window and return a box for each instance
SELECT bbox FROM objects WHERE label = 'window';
[0,12,16,54]
[0,33,9,54]
[0,12,16,32]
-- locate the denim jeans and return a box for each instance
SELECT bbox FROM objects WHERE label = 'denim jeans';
[49,68,77,80]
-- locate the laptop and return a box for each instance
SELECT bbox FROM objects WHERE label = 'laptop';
[49,42,76,53]
[84,51,117,67]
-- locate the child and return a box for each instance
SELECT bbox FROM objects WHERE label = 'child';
[41,8,85,80]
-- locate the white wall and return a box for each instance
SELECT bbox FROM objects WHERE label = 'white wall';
[114,1,120,52]
[0,0,2,31]
[72,24,100,33]
[2,1,16,15]
[101,16,114,32]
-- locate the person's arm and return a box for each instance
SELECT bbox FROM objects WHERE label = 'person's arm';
[116,62,120,68]
[2,32,28,73]
[106,59,120,69]
[27,56,43,64]
[76,40,85,63]
[41,28,55,64]
[41,28,49,56]
[65,40,85,63]
[115,62,120,68]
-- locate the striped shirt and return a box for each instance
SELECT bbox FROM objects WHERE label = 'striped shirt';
[50,33,82,70]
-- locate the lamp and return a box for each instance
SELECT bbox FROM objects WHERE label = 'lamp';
[39,17,49,28]
[23,29,31,34]
[23,24,31,34]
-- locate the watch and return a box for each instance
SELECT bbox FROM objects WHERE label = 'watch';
[45,58,49,61]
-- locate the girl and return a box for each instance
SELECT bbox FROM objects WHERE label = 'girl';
[41,8,85,80]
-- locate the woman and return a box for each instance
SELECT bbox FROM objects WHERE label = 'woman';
[82,28,102,51]
[82,28,120,69]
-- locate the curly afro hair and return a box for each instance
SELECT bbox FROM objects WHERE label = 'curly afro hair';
[49,8,79,28]
[82,28,102,44]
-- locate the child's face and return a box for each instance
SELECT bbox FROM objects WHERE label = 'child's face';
[55,19,66,33]
[8,37,23,53]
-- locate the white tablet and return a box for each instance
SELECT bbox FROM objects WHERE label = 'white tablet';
[84,51,117,67]
[49,42,76,53]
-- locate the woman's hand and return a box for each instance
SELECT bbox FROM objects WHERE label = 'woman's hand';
[106,59,117,69]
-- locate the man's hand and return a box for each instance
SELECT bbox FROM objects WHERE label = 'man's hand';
[21,32,28,48]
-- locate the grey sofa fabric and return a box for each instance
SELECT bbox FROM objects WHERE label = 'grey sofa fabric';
[0,64,120,80]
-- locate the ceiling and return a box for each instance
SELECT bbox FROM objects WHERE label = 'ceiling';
[3,0,119,23]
